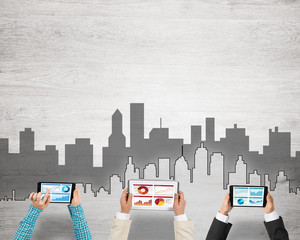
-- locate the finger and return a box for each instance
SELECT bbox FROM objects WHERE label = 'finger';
[73,189,79,201]
[45,194,51,205]
[43,189,50,203]
[121,188,128,200]
[267,192,274,204]
[179,191,184,201]
[29,192,34,201]
[174,193,179,205]
[174,193,179,199]
[127,193,133,205]
[268,192,273,200]
[76,188,81,198]
[74,188,78,196]
[225,193,230,202]
[37,192,42,201]
[33,193,38,201]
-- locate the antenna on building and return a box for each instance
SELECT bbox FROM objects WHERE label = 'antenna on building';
[160,118,162,128]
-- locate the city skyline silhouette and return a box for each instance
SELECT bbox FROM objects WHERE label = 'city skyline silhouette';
[0,103,299,200]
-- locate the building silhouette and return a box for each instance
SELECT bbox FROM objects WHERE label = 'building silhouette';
[0,103,299,200]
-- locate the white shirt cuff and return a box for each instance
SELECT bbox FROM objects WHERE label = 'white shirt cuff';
[264,210,279,222]
[216,211,229,224]
[174,214,188,221]
[116,212,131,220]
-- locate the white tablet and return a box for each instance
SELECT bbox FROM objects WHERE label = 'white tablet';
[128,179,179,210]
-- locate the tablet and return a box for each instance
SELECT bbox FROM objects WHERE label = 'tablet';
[37,182,75,203]
[128,179,179,210]
[229,185,268,207]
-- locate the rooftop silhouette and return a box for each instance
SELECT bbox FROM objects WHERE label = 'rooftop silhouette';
[0,103,299,200]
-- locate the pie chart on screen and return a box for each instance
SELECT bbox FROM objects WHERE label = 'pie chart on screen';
[155,198,165,206]
[62,186,70,192]
[138,186,149,195]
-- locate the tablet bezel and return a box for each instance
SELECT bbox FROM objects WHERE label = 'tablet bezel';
[128,179,179,211]
[37,182,76,204]
[229,185,268,207]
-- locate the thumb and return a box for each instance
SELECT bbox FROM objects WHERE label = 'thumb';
[267,192,272,202]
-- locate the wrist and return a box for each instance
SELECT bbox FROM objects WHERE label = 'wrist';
[174,211,185,216]
[70,203,81,207]
[219,209,228,216]
[30,204,44,212]
[69,203,81,208]
[121,209,130,214]
[264,208,275,214]
[31,204,45,210]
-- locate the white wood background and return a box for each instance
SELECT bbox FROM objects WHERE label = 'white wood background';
[0,0,300,166]
[0,0,300,239]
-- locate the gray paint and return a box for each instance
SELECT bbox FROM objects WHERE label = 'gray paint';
[1,103,299,200]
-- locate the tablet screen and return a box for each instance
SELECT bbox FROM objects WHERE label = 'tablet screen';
[41,183,73,203]
[129,180,178,210]
[232,186,265,207]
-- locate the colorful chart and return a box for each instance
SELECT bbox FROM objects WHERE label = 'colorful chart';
[154,186,173,195]
[134,199,152,206]
[155,198,165,206]
[138,186,149,195]
[62,185,70,192]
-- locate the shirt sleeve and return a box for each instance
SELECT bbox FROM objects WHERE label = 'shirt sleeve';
[116,212,131,220]
[68,204,92,240]
[174,213,188,221]
[13,204,43,240]
[216,211,229,224]
[264,210,280,222]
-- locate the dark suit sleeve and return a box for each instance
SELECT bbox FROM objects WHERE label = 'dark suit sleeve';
[206,217,232,240]
[264,216,289,240]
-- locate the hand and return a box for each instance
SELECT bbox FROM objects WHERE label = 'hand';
[30,189,51,210]
[70,187,81,207]
[219,193,233,216]
[264,192,275,214]
[120,188,132,214]
[173,191,186,216]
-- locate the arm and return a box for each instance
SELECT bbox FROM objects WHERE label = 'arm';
[68,187,92,240]
[206,193,232,240]
[109,188,132,240]
[263,193,289,240]
[13,205,43,240]
[13,189,50,240]
[173,191,194,240]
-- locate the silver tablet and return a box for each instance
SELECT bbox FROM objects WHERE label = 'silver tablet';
[128,179,179,211]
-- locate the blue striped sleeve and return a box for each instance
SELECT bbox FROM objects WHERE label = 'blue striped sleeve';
[13,205,43,240]
[68,204,92,239]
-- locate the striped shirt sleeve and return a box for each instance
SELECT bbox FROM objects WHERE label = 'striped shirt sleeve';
[13,205,43,240]
[68,204,92,239]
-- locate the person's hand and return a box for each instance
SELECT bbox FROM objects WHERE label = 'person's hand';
[30,189,51,210]
[264,192,275,214]
[219,193,233,216]
[173,190,186,216]
[70,187,81,207]
[120,188,132,214]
